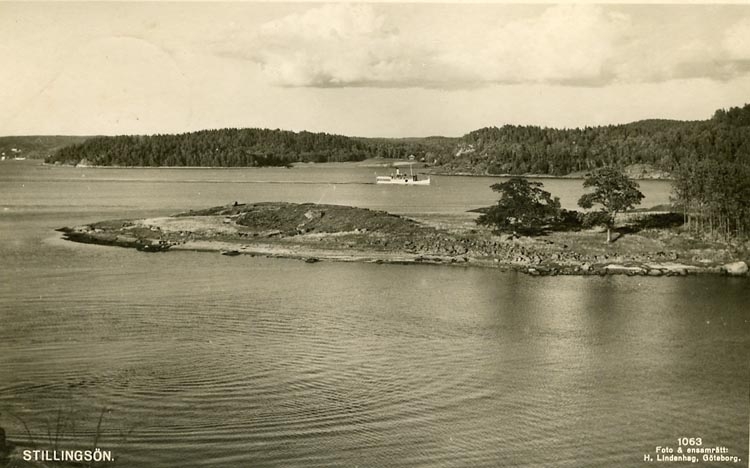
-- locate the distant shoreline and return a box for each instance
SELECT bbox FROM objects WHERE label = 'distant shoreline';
[36,159,674,181]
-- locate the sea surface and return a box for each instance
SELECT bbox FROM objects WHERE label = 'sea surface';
[1,161,747,467]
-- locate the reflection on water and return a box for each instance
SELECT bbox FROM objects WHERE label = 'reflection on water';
[0,161,747,468]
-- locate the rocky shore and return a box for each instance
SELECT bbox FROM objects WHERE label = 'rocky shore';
[58,202,748,277]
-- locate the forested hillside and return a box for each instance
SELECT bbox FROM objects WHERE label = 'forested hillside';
[45,129,450,167]
[43,104,749,177]
[437,104,750,175]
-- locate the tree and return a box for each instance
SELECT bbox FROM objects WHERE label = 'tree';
[672,159,750,239]
[578,167,644,243]
[477,177,561,234]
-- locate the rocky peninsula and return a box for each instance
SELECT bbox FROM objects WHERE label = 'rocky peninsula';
[58,202,748,277]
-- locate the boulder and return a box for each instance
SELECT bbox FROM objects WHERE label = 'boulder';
[723,261,748,276]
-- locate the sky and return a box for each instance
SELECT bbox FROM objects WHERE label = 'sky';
[1,2,750,137]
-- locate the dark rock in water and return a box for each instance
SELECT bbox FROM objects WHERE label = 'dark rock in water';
[221,250,241,256]
[305,257,319,263]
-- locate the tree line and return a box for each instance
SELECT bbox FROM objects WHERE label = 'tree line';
[480,164,749,242]
[45,129,445,167]
[439,104,750,176]
[477,168,644,243]
[672,160,750,239]
[46,104,749,177]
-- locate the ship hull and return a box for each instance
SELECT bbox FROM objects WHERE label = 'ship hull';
[375,177,430,185]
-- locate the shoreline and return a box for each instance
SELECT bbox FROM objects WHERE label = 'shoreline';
[57,202,748,278]
[426,170,674,181]
[37,159,672,181]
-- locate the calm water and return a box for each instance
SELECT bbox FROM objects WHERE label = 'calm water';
[1,161,747,467]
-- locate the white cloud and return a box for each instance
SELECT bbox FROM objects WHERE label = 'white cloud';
[248,4,427,87]
[723,17,750,61]
[450,5,630,85]
[247,4,630,87]
[229,4,750,89]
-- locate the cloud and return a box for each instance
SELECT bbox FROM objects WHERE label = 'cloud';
[247,4,428,87]
[449,5,630,85]
[612,18,750,83]
[233,4,750,89]
[723,17,750,61]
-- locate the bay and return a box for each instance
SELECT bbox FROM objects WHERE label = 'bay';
[0,161,747,467]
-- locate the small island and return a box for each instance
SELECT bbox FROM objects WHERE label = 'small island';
[58,201,748,277]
